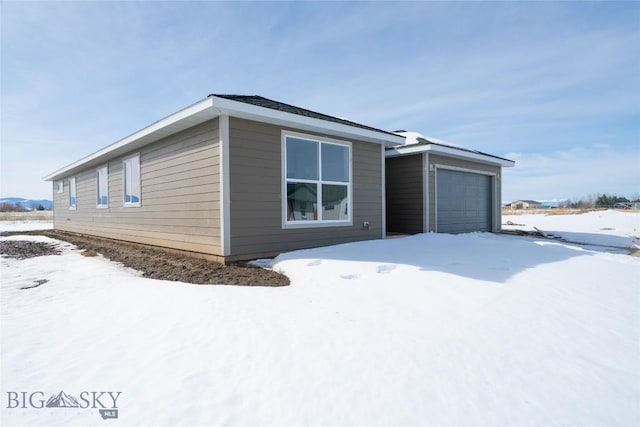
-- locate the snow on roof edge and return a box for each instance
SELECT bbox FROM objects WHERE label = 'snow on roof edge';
[390,131,515,167]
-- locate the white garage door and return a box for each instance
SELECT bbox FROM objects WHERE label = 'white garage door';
[437,169,492,233]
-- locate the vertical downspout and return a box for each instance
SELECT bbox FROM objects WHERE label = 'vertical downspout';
[381,144,386,239]
[494,173,500,232]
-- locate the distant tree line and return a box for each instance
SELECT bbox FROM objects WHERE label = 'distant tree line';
[594,194,633,208]
[0,202,49,212]
[559,193,639,209]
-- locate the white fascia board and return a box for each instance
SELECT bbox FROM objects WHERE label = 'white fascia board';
[44,98,218,181]
[386,144,515,168]
[210,96,404,147]
[44,95,403,181]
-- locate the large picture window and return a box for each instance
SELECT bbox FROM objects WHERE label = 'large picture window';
[283,134,351,227]
[97,165,108,207]
[123,154,140,206]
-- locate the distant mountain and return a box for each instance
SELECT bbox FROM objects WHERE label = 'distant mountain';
[0,197,53,210]
[45,390,80,408]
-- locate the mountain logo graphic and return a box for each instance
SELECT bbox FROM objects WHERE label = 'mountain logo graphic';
[45,390,80,408]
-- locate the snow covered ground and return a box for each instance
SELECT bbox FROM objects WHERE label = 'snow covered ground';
[503,209,640,250]
[1,211,639,426]
[0,220,52,232]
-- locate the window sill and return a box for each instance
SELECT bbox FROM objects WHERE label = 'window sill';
[283,220,352,229]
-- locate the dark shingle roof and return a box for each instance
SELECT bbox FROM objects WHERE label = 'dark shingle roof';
[210,94,398,137]
[387,135,514,164]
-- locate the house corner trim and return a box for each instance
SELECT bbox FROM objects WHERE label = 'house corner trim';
[423,152,429,232]
[219,114,231,255]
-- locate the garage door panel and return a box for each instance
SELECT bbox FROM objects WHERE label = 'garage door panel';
[437,170,492,233]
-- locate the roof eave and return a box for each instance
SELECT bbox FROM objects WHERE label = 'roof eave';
[210,96,404,147]
[44,95,403,181]
[44,97,218,181]
[385,143,515,168]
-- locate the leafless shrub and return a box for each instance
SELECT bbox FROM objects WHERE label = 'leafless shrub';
[0,203,28,213]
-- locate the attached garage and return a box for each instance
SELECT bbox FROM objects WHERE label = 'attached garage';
[436,169,492,233]
[385,132,514,234]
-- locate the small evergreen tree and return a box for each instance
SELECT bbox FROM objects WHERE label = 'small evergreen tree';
[595,194,630,208]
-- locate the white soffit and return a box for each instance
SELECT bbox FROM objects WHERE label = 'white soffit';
[44,96,402,181]
[386,143,515,168]
[211,96,405,147]
[44,98,217,181]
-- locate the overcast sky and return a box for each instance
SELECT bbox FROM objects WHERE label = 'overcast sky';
[2,1,639,202]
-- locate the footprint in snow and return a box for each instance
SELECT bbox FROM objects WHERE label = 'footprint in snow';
[377,264,396,274]
[340,273,360,280]
[307,259,322,266]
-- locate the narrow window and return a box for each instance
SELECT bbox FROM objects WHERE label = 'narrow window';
[283,134,351,227]
[123,154,140,206]
[69,177,77,209]
[56,181,63,193]
[97,165,109,207]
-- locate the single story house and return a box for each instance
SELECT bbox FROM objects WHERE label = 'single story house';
[45,95,515,263]
[505,200,543,210]
[385,132,515,234]
[44,95,404,263]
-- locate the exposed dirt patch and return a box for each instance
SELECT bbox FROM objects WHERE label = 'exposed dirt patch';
[21,279,49,290]
[500,230,639,256]
[1,230,289,287]
[0,240,62,259]
[81,249,98,257]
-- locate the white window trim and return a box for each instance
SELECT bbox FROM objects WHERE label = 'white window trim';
[281,131,353,229]
[96,164,109,209]
[122,153,141,207]
[56,181,64,193]
[68,176,77,210]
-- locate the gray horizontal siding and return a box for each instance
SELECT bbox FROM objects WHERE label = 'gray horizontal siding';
[53,119,222,255]
[385,154,424,234]
[228,117,384,258]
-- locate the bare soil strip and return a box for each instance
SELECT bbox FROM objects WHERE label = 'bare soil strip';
[0,230,289,287]
[0,240,62,259]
